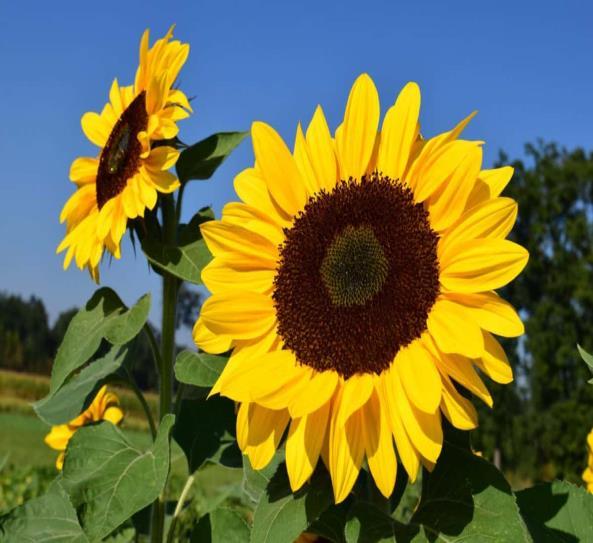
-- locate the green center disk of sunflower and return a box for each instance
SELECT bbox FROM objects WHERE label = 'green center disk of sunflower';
[273,173,440,378]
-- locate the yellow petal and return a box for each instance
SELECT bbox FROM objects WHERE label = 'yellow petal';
[53,451,65,470]
[378,374,420,482]
[337,373,374,427]
[81,112,111,148]
[202,258,275,295]
[221,202,285,247]
[255,368,311,411]
[236,401,250,450]
[244,405,290,470]
[440,239,529,293]
[440,373,478,430]
[427,299,484,358]
[44,425,73,451]
[439,197,518,256]
[427,145,483,231]
[443,292,524,338]
[361,390,397,498]
[200,221,278,263]
[286,402,331,491]
[329,391,365,503]
[475,331,513,384]
[396,340,441,413]
[234,168,291,227]
[338,74,380,181]
[251,121,307,216]
[293,123,319,195]
[211,328,278,396]
[288,370,339,418]
[391,368,442,462]
[200,292,276,340]
[377,82,421,181]
[103,406,124,425]
[220,350,301,402]
[431,344,493,407]
[306,105,338,191]
[411,140,479,203]
[69,157,98,186]
[192,318,232,354]
[480,166,514,198]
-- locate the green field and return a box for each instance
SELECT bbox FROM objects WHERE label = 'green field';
[0,370,245,524]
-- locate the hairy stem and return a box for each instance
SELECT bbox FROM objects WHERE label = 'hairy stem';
[151,194,179,543]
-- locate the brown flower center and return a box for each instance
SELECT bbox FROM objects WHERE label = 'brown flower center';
[96,91,148,209]
[273,173,440,378]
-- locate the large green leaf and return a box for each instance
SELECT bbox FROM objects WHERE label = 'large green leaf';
[250,465,334,543]
[176,132,248,182]
[45,289,150,392]
[173,394,240,472]
[516,480,593,541]
[0,481,88,542]
[60,415,174,541]
[408,439,531,542]
[175,350,229,387]
[142,208,213,284]
[242,451,285,505]
[191,508,251,543]
[34,346,127,425]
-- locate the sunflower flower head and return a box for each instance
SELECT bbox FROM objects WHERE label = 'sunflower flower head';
[194,74,528,503]
[44,385,123,470]
[583,428,593,492]
[57,26,191,281]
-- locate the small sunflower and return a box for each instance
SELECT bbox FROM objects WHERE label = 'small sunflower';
[194,74,528,503]
[582,428,593,493]
[44,385,123,470]
[57,26,191,281]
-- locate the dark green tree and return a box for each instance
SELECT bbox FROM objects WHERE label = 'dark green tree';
[473,142,593,482]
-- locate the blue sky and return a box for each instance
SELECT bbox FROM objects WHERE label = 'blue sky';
[1,0,592,335]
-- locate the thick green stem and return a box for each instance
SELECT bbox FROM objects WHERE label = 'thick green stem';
[151,195,179,543]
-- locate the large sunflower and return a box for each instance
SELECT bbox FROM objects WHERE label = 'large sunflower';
[194,74,528,503]
[57,26,191,281]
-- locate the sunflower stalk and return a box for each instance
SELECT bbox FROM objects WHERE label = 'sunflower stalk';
[151,193,180,543]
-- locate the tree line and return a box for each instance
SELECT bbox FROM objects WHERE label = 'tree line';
[0,285,201,391]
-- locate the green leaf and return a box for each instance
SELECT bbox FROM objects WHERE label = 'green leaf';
[250,465,334,543]
[191,508,251,543]
[34,346,127,425]
[176,132,248,182]
[345,502,417,543]
[45,289,150,393]
[175,350,229,387]
[0,481,88,542]
[516,480,593,541]
[242,451,285,505]
[409,439,530,542]
[577,344,593,384]
[174,395,239,472]
[142,208,213,284]
[61,415,174,540]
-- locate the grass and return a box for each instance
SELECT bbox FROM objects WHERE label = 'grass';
[0,368,157,430]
